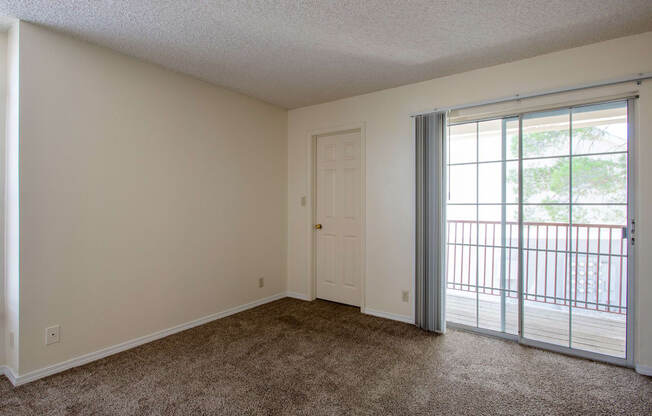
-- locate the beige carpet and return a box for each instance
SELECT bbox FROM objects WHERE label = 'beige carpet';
[1,298,651,415]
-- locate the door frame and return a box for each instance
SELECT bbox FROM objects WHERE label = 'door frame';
[305,122,367,310]
[443,99,636,368]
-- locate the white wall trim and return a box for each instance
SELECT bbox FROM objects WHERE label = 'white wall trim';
[286,291,313,301]
[5,292,286,386]
[287,294,415,325]
[1,295,417,386]
[363,307,415,324]
[9,294,644,387]
[1,365,17,386]
[636,364,652,377]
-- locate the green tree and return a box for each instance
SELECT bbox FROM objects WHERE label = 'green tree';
[508,126,626,224]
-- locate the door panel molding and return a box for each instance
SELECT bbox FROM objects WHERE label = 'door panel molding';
[305,123,366,310]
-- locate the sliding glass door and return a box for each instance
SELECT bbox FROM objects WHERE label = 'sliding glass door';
[521,108,573,348]
[445,99,633,362]
[446,118,519,335]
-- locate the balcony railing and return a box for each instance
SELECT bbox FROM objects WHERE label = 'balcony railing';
[446,220,627,314]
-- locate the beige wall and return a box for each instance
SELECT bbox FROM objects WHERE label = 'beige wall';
[4,21,651,377]
[0,31,6,367]
[4,23,18,372]
[287,32,652,368]
[13,22,287,374]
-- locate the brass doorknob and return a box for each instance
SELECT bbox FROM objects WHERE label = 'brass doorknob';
[314,224,322,230]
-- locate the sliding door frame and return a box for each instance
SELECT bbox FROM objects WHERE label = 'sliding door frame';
[445,98,636,368]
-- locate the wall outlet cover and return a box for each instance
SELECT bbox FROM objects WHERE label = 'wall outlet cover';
[46,325,60,345]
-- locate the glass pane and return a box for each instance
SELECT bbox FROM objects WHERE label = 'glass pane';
[505,296,518,335]
[569,202,627,353]
[477,204,504,332]
[572,204,627,227]
[447,205,476,222]
[523,224,569,301]
[449,164,476,203]
[505,118,519,160]
[571,309,626,358]
[524,204,569,226]
[522,109,570,159]
[448,204,477,245]
[506,205,518,224]
[572,101,627,155]
[523,157,569,203]
[446,244,478,327]
[478,119,502,162]
[522,205,570,348]
[478,162,502,203]
[570,215,627,257]
[478,204,501,222]
[446,287,477,327]
[506,161,518,204]
[478,206,501,253]
[570,192,628,357]
[477,227,499,290]
[523,299,569,348]
[478,293,501,331]
[569,230,627,358]
[447,121,479,330]
[572,154,627,204]
[449,123,476,164]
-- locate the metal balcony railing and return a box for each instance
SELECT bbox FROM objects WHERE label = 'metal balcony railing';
[446,220,627,314]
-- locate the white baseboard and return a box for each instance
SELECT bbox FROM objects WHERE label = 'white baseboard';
[285,291,312,301]
[3,294,417,386]
[288,294,414,325]
[6,292,286,386]
[0,365,17,385]
[363,307,414,324]
[636,364,652,376]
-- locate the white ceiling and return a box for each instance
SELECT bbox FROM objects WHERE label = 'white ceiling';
[1,1,651,109]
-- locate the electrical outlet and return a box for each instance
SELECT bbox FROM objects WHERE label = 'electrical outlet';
[402,291,409,302]
[259,277,264,288]
[9,331,14,348]
[300,196,307,206]
[46,325,60,345]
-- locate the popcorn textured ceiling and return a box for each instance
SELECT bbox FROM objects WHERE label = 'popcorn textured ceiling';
[1,1,651,108]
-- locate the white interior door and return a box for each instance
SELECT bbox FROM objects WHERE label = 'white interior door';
[315,130,362,307]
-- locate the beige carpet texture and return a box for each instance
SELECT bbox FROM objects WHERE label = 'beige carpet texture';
[1,298,651,415]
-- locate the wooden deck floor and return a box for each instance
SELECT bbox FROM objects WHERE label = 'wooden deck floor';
[446,290,626,358]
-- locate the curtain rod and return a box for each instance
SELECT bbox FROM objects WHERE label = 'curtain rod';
[409,72,652,117]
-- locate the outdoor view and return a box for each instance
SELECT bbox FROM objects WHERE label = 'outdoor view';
[445,101,629,358]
